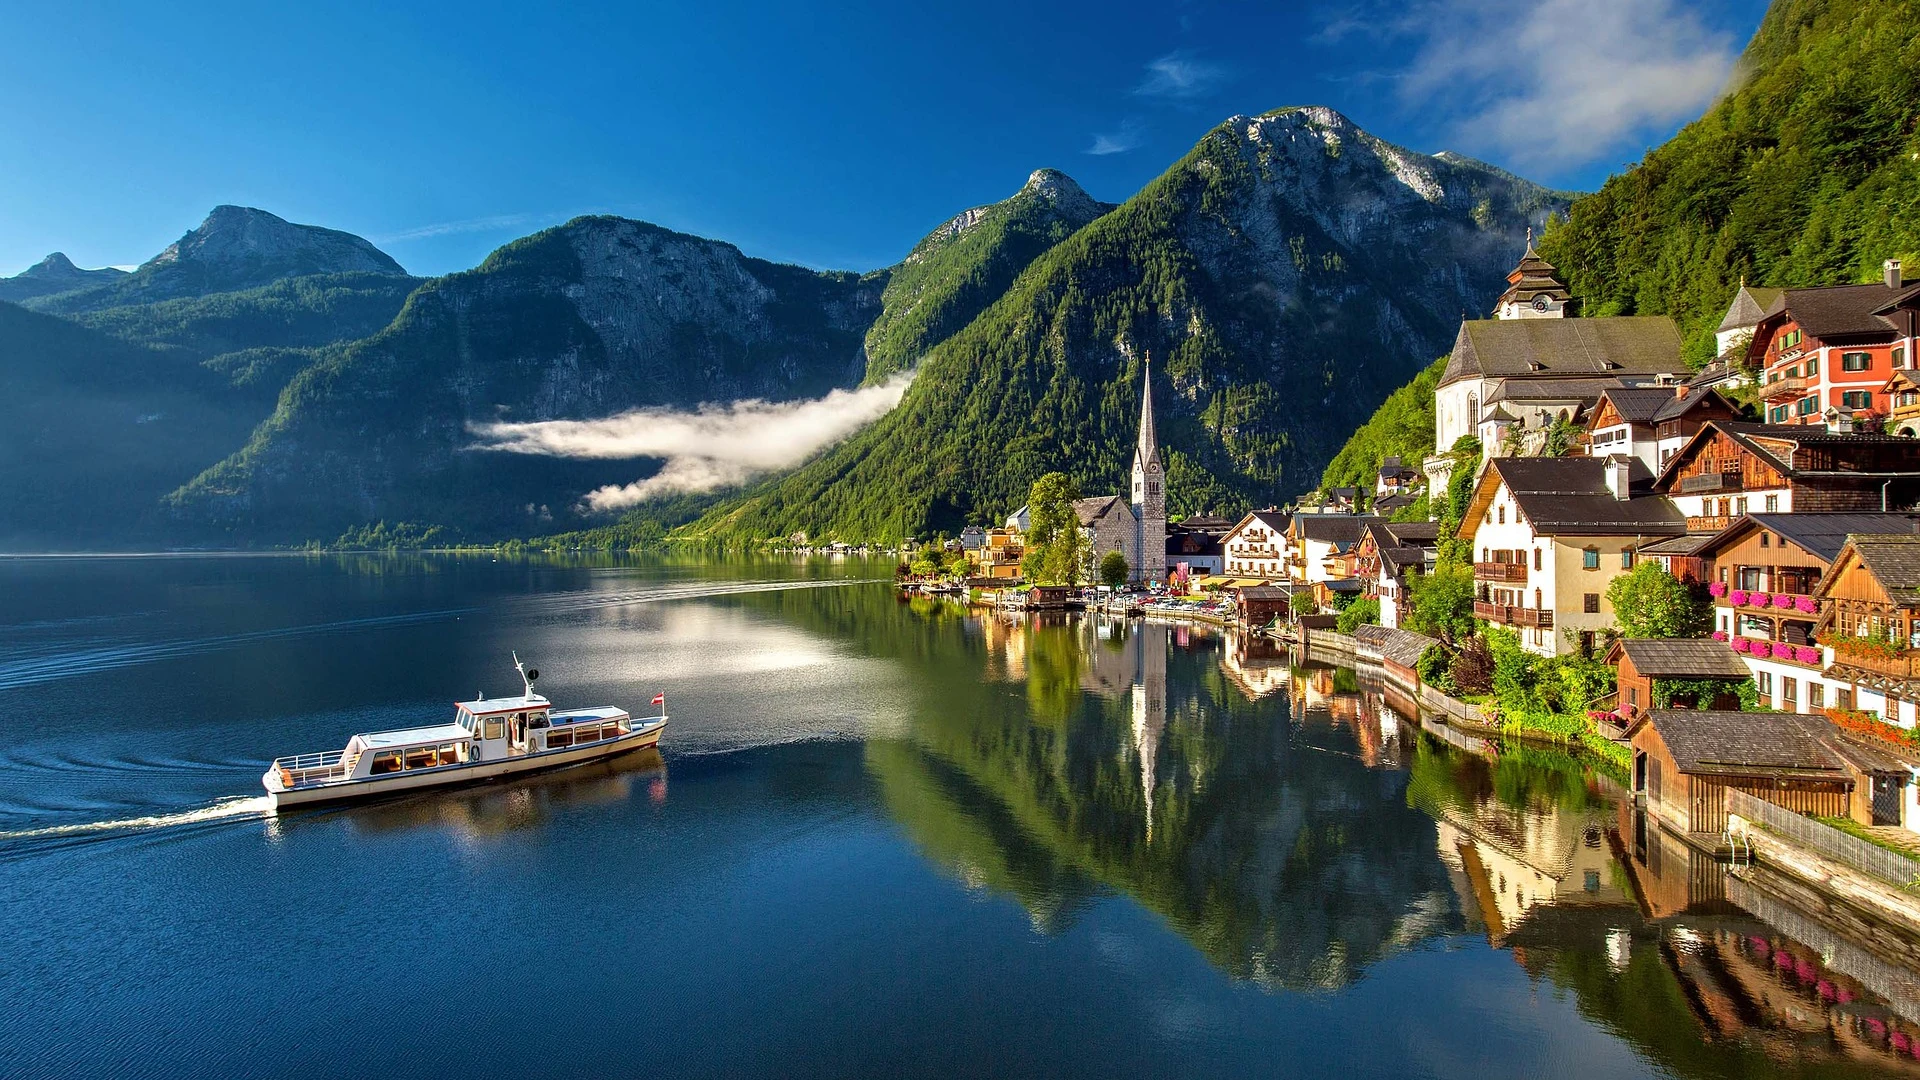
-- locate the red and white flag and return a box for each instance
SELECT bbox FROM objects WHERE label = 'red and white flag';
[651,693,666,706]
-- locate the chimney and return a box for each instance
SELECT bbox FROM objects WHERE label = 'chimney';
[1605,456,1631,501]
[1674,383,1689,400]
[1889,258,1904,291]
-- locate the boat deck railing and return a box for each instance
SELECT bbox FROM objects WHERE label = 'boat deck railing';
[271,748,353,786]
[545,714,632,750]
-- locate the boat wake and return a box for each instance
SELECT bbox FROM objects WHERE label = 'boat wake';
[0,795,273,845]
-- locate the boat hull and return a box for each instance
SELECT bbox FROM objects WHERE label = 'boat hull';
[265,721,665,810]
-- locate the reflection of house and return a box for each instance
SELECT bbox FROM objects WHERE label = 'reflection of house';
[1437,812,1627,946]
[1218,629,1290,699]
[1461,456,1687,656]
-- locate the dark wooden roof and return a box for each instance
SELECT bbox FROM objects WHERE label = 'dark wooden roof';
[1488,458,1686,535]
[1842,534,1920,603]
[1612,639,1749,679]
[1771,282,1916,340]
[1294,514,1378,545]
[1691,512,1920,565]
[1630,710,1849,777]
[1593,386,1678,424]
[1441,316,1684,386]
[1652,386,1733,423]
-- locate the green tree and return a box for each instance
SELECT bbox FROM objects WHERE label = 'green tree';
[1290,591,1320,616]
[1404,563,1478,641]
[1605,562,1713,639]
[1098,551,1130,588]
[1336,597,1380,634]
[1022,472,1087,585]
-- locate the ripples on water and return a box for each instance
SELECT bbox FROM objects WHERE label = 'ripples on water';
[3,556,1920,1078]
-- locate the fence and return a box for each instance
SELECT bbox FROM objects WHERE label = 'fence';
[1729,788,1920,889]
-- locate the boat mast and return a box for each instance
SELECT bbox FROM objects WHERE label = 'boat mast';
[512,651,539,698]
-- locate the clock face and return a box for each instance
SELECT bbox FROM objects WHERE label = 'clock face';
[1532,295,1551,311]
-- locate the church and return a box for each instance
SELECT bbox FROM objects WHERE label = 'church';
[1073,361,1168,586]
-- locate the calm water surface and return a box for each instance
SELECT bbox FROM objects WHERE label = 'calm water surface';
[4,553,1919,1078]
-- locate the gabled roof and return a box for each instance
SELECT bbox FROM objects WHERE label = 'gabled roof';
[1691,513,1920,565]
[1636,532,1718,557]
[1485,377,1624,404]
[1627,710,1849,777]
[1073,495,1131,527]
[1440,316,1685,387]
[1592,386,1679,425]
[1765,282,1918,340]
[1654,420,1920,492]
[1652,386,1735,423]
[1717,284,1783,333]
[1470,457,1685,537]
[1379,521,1441,544]
[1826,534,1920,604]
[1293,514,1377,546]
[1608,638,1749,679]
[1224,510,1290,541]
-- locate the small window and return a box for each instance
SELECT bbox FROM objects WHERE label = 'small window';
[1584,593,1601,614]
[1809,683,1825,708]
[1583,548,1600,570]
[1843,390,1873,410]
[1765,495,1778,512]
[1621,550,1634,569]
[1734,497,1747,515]
[1533,549,1541,571]
[1760,532,1770,547]
[1756,671,1772,695]
[483,717,505,740]
[1627,687,1639,707]
[1783,677,1798,703]
[1842,351,1871,372]
[1498,507,1505,525]
[1797,395,1818,416]
[371,750,403,775]
[1896,346,1908,370]
[1806,356,1818,376]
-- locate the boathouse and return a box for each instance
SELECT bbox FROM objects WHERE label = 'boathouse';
[1626,709,1852,833]
[1605,638,1752,720]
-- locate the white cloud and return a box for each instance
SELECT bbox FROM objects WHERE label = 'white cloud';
[1087,121,1145,156]
[468,373,914,511]
[374,212,543,244]
[1399,0,1741,172]
[1134,49,1228,100]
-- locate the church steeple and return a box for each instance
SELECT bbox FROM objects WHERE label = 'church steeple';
[1136,356,1161,475]
[1493,231,1573,319]
[1130,355,1167,584]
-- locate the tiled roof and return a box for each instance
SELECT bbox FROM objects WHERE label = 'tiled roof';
[1073,495,1130,526]
[1594,386,1679,424]
[1295,515,1377,544]
[1717,284,1783,333]
[1651,387,1732,423]
[1843,534,1920,603]
[1489,457,1687,535]
[1632,710,1848,776]
[1380,521,1441,543]
[1441,316,1685,386]
[1615,638,1750,679]
[1636,532,1718,556]
[1774,282,1915,339]
[1484,377,1624,403]
[1712,513,1920,564]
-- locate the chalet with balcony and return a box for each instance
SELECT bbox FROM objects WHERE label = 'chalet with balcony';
[1376,456,1420,499]
[1884,369,1920,438]
[1287,514,1377,586]
[1694,514,1920,714]
[1461,456,1686,657]
[1813,533,1920,729]
[1746,260,1920,427]
[1221,510,1291,583]
[1652,420,1920,532]
[1353,520,1439,630]
[1585,385,1738,475]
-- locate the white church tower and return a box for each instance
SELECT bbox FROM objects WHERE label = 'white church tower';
[1129,358,1167,584]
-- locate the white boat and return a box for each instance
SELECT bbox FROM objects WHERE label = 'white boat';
[262,655,666,809]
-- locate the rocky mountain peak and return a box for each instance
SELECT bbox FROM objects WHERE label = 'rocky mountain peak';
[1021,169,1100,218]
[143,205,407,278]
[24,252,79,277]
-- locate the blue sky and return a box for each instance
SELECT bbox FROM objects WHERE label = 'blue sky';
[0,0,1771,279]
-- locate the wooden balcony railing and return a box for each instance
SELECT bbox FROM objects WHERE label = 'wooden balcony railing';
[1473,561,1527,583]
[1763,375,1811,401]
[1827,647,1920,680]
[1474,600,1555,629]
[1686,516,1731,533]
[1678,471,1742,494]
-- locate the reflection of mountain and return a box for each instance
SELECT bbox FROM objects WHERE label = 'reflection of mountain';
[862,615,1463,991]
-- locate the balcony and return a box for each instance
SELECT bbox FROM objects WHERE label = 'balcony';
[1475,600,1554,628]
[1718,588,1819,616]
[1825,646,1920,680]
[1474,561,1528,583]
[1678,471,1742,495]
[1729,637,1822,667]
[1763,375,1811,401]
[1686,516,1732,533]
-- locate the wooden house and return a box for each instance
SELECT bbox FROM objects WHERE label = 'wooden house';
[1235,585,1293,629]
[1745,261,1920,427]
[1652,420,1920,532]
[1812,533,1920,727]
[1353,520,1439,630]
[1605,639,1751,719]
[1586,385,1738,475]
[1626,710,1853,833]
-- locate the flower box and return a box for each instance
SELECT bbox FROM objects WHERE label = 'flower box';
[1711,630,1728,641]
[1795,645,1820,664]
[1709,582,1728,598]
[1731,637,1751,653]
[1753,593,1773,608]
[1730,589,1749,606]
[1773,642,1796,660]
[1773,593,1796,608]
[1795,596,1817,613]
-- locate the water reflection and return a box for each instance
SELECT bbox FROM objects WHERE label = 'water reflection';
[880,599,1920,1072]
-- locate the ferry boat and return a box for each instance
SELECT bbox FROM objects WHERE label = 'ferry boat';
[262,655,666,809]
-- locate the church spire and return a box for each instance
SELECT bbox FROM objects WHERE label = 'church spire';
[1136,355,1160,473]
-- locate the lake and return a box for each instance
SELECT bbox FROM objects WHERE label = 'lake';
[4,553,1919,1078]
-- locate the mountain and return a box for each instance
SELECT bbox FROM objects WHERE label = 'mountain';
[0,302,264,548]
[687,108,1569,543]
[1539,0,1920,364]
[0,252,128,305]
[169,217,889,541]
[27,205,410,315]
[862,169,1111,383]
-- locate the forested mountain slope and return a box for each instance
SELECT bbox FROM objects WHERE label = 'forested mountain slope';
[688,108,1567,543]
[1540,0,1920,365]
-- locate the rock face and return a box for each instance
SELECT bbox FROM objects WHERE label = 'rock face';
[171,217,887,540]
[695,107,1572,542]
[32,206,408,313]
[0,252,128,304]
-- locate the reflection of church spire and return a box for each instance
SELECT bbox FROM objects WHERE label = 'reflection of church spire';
[1131,626,1167,842]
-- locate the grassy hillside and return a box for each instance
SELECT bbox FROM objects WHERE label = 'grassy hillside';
[1540,0,1920,365]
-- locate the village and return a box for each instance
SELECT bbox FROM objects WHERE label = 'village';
[906,243,1920,940]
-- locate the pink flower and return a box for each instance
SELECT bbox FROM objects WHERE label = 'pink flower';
[1796,645,1820,664]
[1711,631,1728,641]
[1796,596,1817,613]
[1774,642,1796,660]
[1732,637,1751,653]
[1730,589,1749,606]
[1753,592,1773,608]
[1709,582,1728,597]
[1773,593,1793,607]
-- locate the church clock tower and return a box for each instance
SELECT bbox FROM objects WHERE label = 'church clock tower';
[1130,358,1167,584]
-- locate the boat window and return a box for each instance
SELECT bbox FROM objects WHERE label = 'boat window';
[530,711,549,727]
[483,717,505,740]
[405,746,437,770]
[371,750,403,775]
